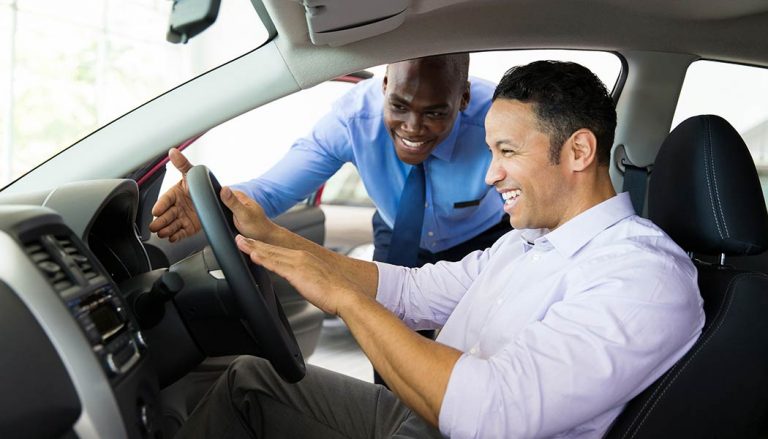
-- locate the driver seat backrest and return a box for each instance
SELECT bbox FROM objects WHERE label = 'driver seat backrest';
[604,115,768,438]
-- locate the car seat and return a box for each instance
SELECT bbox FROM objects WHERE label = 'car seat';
[605,115,768,438]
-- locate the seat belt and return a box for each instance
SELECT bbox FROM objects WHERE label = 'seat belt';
[615,144,652,216]
[623,164,651,215]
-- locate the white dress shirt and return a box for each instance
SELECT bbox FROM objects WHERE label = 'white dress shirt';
[375,192,705,438]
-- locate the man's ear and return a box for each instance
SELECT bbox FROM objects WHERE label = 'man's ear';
[460,81,471,111]
[382,73,389,95]
[568,129,598,171]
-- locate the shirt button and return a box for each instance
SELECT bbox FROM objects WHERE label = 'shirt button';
[469,347,478,355]
[424,202,429,208]
[531,254,540,261]
[496,298,503,305]
[427,231,434,237]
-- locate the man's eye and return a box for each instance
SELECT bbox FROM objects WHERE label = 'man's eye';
[390,103,407,112]
[426,112,447,119]
[501,149,516,157]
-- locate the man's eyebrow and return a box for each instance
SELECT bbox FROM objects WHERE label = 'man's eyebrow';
[388,94,450,111]
[492,139,516,148]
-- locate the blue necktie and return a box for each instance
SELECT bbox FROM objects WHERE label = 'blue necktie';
[386,164,426,267]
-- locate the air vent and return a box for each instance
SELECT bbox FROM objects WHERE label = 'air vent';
[55,236,98,281]
[25,242,75,292]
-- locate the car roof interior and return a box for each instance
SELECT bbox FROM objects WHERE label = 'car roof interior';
[269,0,768,83]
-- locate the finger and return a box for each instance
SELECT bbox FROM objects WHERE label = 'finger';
[236,236,294,273]
[169,228,188,243]
[169,147,194,174]
[151,188,178,217]
[156,203,195,237]
[149,206,178,233]
[232,190,252,204]
[157,220,184,239]
[236,235,273,260]
[166,211,200,240]
[220,186,254,218]
[148,218,165,234]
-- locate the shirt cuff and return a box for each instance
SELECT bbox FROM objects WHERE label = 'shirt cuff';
[439,353,493,438]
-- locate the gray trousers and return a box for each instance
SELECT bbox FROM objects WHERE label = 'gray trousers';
[175,356,444,439]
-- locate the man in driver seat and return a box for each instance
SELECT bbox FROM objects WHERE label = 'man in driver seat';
[176,61,704,438]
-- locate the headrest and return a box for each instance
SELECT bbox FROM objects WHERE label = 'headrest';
[648,115,768,256]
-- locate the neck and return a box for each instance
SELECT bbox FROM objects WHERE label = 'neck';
[553,167,616,230]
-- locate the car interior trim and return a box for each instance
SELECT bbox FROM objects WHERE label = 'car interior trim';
[0,221,127,439]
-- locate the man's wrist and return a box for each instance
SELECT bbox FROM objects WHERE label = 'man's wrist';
[262,222,287,245]
[336,287,371,321]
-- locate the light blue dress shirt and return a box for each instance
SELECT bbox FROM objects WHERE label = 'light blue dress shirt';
[232,77,503,253]
[375,193,705,438]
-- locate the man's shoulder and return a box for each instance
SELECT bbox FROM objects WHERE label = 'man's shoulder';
[462,77,496,124]
[585,215,696,277]
[469,76,496,97]
[332,78,384,121]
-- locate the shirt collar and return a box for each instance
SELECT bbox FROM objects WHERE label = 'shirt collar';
[524,192,636,258]
[430,112,463,162]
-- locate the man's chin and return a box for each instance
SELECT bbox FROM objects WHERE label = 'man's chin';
[395,152,427,165]
[394,145,434,164]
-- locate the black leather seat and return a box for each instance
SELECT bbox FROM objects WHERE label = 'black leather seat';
[605,115,768,438]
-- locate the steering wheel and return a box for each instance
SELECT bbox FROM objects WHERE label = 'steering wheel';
[186,165,306,383]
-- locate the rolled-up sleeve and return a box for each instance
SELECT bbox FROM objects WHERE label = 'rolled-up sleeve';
[374,246,493,330]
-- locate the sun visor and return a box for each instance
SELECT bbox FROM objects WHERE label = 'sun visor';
[300,0,411,46]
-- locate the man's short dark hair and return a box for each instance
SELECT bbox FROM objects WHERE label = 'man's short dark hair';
[492,61,616,165]
[431,53,470,85]
[390,53,470,86]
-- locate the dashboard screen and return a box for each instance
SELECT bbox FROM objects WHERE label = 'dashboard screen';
[90,304,124,339]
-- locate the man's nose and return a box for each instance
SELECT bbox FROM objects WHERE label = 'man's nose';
[485,158,503,186]
[402,112,424,134]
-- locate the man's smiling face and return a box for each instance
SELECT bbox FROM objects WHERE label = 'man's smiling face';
[382,59,469,165]
[484,99,574,231]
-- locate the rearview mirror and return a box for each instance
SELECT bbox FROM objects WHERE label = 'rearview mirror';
[166,0,221,44]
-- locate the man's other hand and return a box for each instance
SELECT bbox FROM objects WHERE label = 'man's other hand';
[235,235,358,316]
[149,148,202,242]
[219,186,275,242]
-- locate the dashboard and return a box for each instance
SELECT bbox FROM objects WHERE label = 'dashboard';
[0,180,161,438]
[0,177,327,438]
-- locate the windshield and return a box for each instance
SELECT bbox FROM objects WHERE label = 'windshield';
[0,0,269,188]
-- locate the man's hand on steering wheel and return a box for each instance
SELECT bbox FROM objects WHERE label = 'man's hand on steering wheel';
[220,187,277,243]
[149,148,202,242]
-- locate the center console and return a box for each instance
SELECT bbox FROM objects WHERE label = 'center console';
[0,207,161,439]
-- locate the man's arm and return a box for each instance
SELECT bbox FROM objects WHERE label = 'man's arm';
[223,189,463,425]
[235,235,462,426]
[224,187,379,296]
[231,112,352,217]
[340,289,463,426]
[151,106,352,241]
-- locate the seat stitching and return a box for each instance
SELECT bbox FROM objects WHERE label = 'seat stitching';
[627,274,748,438]
[708,119,730,237]
[618,331,691,439]
[702,119,724,239]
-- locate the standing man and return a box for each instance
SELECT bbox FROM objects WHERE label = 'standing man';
[176,61,704,438]
[150,54,510,270]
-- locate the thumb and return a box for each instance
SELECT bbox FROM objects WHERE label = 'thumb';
[220,186,246,214]
[169,148,194,174]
